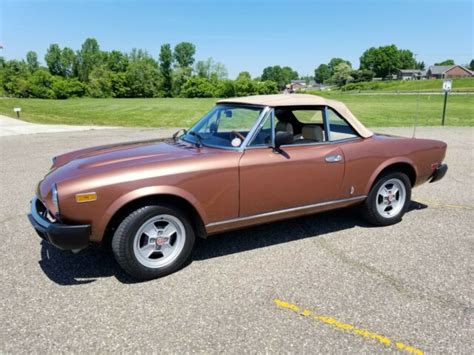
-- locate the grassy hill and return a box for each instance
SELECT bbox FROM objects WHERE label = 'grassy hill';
[340,77,474,92]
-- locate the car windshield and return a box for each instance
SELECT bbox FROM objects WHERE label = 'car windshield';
[181,105,264,149]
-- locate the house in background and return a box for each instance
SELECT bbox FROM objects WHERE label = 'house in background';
[285,79,318,93]
[426,65,473,79]
[397,69,426,80]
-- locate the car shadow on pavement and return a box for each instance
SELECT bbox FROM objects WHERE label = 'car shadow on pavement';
[38,201,427,285]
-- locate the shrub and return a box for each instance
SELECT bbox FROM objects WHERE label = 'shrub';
[181,77,216,98]
[51,77,86,99]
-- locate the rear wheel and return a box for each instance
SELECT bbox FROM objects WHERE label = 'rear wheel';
[362,172,411,226]
[112,205,195,280]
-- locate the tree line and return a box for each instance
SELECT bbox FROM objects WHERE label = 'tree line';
[0,38,282,99]
[315,46,473,88]
[1,39,472,99]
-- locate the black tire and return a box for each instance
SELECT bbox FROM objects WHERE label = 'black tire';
[362,172,412,226]
[112,204,195,280]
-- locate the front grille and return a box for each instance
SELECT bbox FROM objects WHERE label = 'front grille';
[35,198,56,223]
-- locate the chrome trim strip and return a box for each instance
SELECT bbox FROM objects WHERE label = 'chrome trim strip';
[206,195,366,228]
[30,197,50,229]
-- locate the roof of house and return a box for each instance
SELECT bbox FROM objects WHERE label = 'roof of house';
[428,65,455,75]
[217,94,373,138]
[428,65,473,75]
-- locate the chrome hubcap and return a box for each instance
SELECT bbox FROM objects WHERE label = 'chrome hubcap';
[133,215,186,268]
[376,178,406,218]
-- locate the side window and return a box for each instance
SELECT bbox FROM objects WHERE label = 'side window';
[327,109,359,141]
[292,110,323,124]
[249,112,272,146]
[292,109,327,144]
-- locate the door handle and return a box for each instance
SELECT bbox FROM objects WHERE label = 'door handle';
[325,154,343,163]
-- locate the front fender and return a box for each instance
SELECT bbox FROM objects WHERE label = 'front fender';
[93,185,207,241]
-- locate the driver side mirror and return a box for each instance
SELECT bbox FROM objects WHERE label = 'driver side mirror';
[274,131,293,150]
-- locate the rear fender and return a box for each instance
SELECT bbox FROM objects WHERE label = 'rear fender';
[364,157,418,193]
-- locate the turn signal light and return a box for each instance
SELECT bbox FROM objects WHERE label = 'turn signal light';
[75,192,97,203]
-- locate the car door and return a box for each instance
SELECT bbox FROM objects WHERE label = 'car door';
[239,109,345,217]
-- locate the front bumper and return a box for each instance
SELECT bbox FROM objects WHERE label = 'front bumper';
[430,163,448,183]
[28,197,90,250]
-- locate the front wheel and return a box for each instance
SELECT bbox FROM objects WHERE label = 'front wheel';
[362,172,412,226]
[112,205,195,280]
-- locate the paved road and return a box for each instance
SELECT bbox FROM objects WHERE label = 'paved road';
[0,126,472,353]
[0,115,117,137]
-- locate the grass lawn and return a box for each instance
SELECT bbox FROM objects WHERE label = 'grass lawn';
[340,77,474,93]
[0,94,472,128]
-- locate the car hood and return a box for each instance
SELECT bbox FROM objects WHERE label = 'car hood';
[39,139,222,197]
[51,139,180,168]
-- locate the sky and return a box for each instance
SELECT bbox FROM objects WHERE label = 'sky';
[1,0,473,78]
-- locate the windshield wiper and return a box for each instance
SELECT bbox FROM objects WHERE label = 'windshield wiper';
[187,131,203,148]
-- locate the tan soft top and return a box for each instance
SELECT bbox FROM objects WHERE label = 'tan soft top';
[217,94,373,138]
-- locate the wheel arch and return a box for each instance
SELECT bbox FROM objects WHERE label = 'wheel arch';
[366,159,417,193]
[97,187,208,245]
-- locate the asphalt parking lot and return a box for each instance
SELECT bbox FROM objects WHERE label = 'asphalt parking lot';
[0,125,472,353]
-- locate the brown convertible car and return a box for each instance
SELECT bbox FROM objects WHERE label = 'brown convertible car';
[28,94,447,280]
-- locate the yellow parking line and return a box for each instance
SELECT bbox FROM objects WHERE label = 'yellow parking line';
[274,299,424,355]
[415,199,473,210]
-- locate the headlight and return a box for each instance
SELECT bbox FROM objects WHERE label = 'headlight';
[52,184,60,214]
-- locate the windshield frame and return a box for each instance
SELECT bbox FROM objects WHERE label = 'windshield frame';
[180,104,271,151]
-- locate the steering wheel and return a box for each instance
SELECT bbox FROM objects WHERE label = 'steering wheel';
[232,130,246,141]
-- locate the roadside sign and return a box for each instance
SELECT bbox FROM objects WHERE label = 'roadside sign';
[13,107,21,118]
[441,80,452,125]
[442,79,452,92]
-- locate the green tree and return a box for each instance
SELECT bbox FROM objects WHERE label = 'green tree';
[76,38,102,82]
[110,72,128,98]
[26,51,39,72]
[236,71,252,81]
[195,58,228,80]
[28,69,54,98]
[1,60,29,97]
[261,65,298,89]
[469,59,474,71]
[45,44,63,75]
[173,42,196,68]
[172,43,195,95]
[328,58,352,74]
[211,62,228,80]
[314,64,331,83]
[215,79,235,97]
[51,76,85,99]
[106,50,129,72]
[195,59,212,78]
[159,44,173,97]
[434,59,455,66]
[181,76,215,98]
[125,59,160,97]
[417,61,426,70]
[87,66,113,97]
[360,45,416,78]
[350,69,375,83]
[60,47,76,76]
[235,78,257,96]
[255,80,278,95]
[329,63,353,87]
